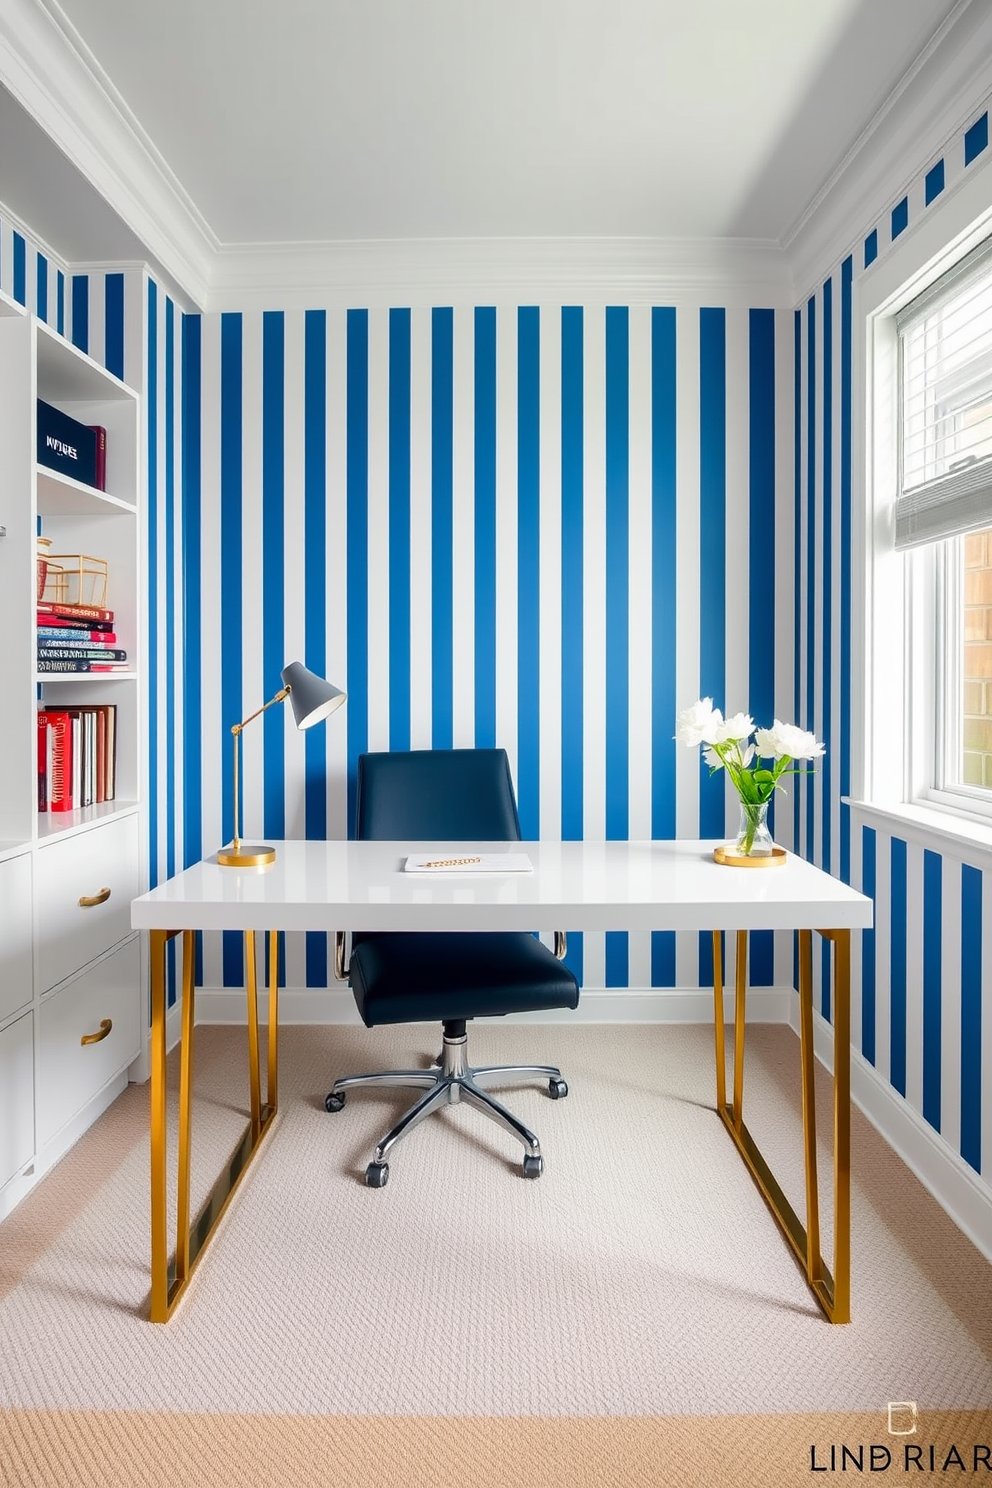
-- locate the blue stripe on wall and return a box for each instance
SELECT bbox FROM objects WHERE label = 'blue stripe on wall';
[749,308,776,987]
[147,280,159,893]
[262,312,286,853]
[605,306,630,988]
[651,306,677,988]
[474,307,497,747]
[105,274,125,380]
[560,306,584,983]
[517,306,541,838]
[839,257,853,886]
[431,308,454,749]
[36,253,47,322]
[304,309,328,987]
[890,836,908,1097]
[181,314,203,871]
[925,159,945,205]
[698,307,726,987]
[960,863,982,1172]
[220,313,245,987]
[164,296,176,883]
[389,308,412,752]
[346,310,369,833]
[13,234,25,306]
[922,849,942,1130]
[861,825,876,1065]
[965,112,989,165]
[56,271,65,336]
[71,275,88,352]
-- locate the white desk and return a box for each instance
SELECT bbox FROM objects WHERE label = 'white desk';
[132,840,873,1323]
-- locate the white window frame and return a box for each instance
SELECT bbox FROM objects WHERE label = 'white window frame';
[852,151,992,852]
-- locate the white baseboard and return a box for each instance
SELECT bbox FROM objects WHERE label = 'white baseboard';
[195,983,795,1027]
[787,997,992,1265]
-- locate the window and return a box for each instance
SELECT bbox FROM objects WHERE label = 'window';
[896,242,992,821]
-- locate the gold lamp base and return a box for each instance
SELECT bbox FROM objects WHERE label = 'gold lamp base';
[218,844,277,868]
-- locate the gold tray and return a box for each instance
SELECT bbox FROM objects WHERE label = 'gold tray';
[713,844,787,868]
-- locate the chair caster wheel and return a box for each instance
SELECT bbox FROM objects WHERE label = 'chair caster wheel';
[548,1078,568,1099]
[325,1091,346,1113]
[365,1162,389,1188]
[522,1155,544,1179]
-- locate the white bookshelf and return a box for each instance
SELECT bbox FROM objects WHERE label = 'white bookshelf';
[0,307,146,1223]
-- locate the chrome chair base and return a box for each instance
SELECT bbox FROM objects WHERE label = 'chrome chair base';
[325,1027,568,1185]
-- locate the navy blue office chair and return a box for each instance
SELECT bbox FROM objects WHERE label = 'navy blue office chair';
[325,748,579,1186]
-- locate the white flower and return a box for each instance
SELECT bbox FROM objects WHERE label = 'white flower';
[714,712,754,744]
[675,697,722,748]
[754,720,825,761]
[706,740,754,771]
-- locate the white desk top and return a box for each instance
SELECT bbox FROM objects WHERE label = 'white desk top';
[131,840,873,934]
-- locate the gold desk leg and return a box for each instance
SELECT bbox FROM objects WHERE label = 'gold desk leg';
[712,926,851,1324]
[712,931,726,1112]
[732,929,747,1130]
[148,927,282,1323]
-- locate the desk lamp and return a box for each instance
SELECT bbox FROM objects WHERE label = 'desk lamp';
[218,661,346,867]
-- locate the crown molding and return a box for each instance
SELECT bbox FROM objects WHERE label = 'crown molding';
[205,235,794,312]
[0,0,215,308]
[786,0,992,298]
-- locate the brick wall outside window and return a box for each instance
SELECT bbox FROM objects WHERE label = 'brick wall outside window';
[964,526,992,787]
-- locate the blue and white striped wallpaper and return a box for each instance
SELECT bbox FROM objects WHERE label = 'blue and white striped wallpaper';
[0,215,67,330]
[179,302,795,998]
[794,97,992,1185]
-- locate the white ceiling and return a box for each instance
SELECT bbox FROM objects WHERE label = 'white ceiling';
[0,0,978,301]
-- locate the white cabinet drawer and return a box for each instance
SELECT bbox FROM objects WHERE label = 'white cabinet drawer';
[35,816,139,993]
[0,854,33,1022]
[0,1011,35,1188]
[38,936,140,1146]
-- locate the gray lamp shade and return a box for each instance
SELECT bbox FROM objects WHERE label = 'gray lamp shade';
[280,661,347,730]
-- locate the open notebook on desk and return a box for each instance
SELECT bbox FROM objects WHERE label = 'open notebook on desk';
[404,852,534,874]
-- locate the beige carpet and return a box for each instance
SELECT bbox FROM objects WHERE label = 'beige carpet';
[1,1021,990,1485]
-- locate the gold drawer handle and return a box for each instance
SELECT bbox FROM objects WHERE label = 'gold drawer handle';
[79,887,112,908]
[81,1018,113,1046]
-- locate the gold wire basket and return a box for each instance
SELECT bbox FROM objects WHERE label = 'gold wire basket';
[41,553,109,608]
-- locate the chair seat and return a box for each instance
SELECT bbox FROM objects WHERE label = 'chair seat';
[350,931,580,1027]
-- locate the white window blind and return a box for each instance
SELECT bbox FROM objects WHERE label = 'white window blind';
[896,237,992,549]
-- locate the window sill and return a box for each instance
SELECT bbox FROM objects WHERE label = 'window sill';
[844,798,992,862]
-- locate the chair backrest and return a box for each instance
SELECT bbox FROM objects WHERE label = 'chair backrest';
[355,748,522,842]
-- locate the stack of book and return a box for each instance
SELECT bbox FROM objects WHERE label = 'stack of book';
[37,601,128,673]
[37,704,117,811]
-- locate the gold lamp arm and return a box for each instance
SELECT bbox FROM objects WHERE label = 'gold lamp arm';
[225,686,291,862]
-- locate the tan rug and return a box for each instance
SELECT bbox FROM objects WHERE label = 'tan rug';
[1,1022,990,1485]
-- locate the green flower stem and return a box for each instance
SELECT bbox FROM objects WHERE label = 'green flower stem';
[707,742,816,843]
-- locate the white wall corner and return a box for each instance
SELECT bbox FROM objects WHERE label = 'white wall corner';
[785,0,992,300]
[1,0,215,309]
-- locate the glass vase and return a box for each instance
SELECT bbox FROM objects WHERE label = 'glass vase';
[735,799,774,857]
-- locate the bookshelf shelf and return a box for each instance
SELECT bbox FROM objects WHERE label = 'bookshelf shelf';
[37,466,137,517]
[35,800,140,843]
[0,306,145,1226]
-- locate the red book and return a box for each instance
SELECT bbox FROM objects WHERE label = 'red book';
[88,426,107,491]
[38,710,73,812]
[37,601,114,623]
